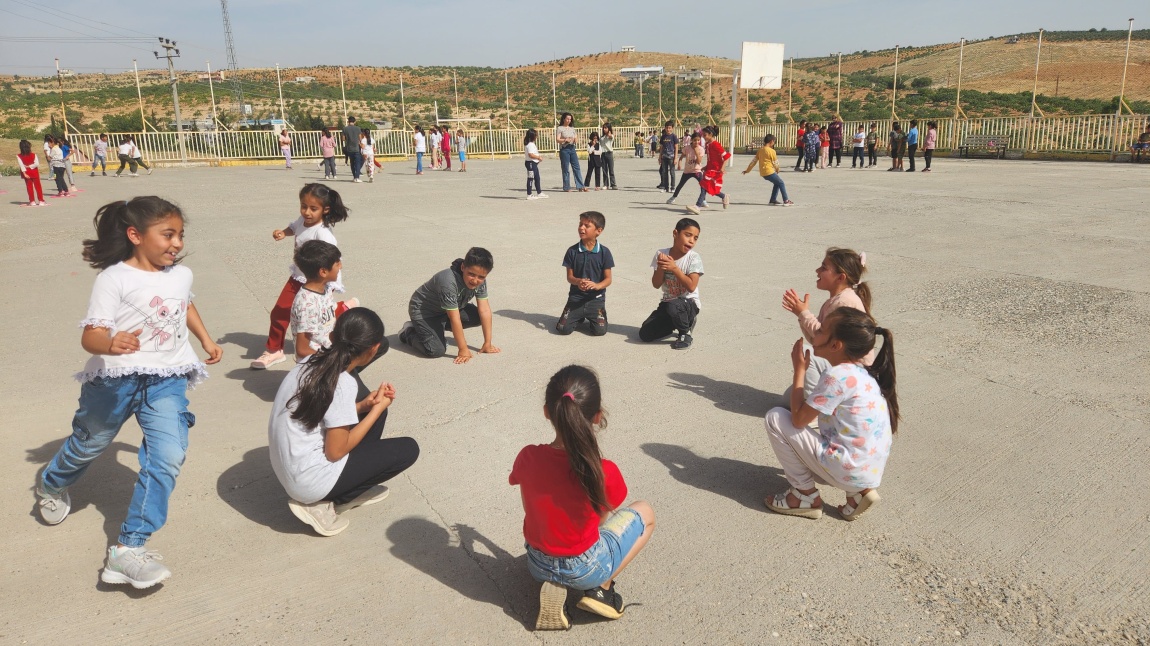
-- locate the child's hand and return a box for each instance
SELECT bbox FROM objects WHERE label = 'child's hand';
[454,349,474,364]
[578,278,594,291]
[109,329,143,355]
[367,382,395,411]
[201,339,224,364]
[272,229,286,241]
[479,343,501,356]
[742,170,749,175]
[782,289,810,315]
[656,253,676,271]
[791,338,811,373]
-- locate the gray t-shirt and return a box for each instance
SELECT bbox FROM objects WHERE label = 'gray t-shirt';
[408,259,489,320]
[342,124,362,153]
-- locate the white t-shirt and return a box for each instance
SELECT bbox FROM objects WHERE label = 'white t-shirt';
[130,143,140,158]
[807,363,893,490]
[362,142,374,156]
[77,262,207,385]
[290,284,336,356]
[651,248,704,308]
[118,142,132,156]
[430,132,442,149]
[285,217,343,291]
[413,132,426,153]
[852,132,866,148]
[456,135,468,153]
[94,140,108,157]
[268,360,358,503]
[525,142,540,162]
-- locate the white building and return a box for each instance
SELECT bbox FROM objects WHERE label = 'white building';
[620,66,663,83]
[620,46,636,53]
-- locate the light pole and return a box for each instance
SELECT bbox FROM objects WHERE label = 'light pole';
[155,37,187,163]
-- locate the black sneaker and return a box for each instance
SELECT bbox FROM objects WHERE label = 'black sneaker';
[576,582,624,619]
[671,333,693,349]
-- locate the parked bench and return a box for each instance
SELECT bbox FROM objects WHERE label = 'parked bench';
[957,134,1007,159]
[743,142,762,154]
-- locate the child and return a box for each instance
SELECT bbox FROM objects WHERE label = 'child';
[36,196,223,588]
[412,125,426,175]
[922,121,937,172]
[398,247,500,363]
[763,308,899,521]
[360,131,375,183]
[639,217,703,349]
[289,240,364,362]
[60,137,78,191]
[866,123,879,167]
[781,247,872,398]
[510,365,655,630]
[114,136,138,177]
[556,211,613,336]
[599,123,616,189]
[584,132,603,190]
[456,129,468,172]
[252,183,350,370]
[818,126,830,169]
[656,120,678,192]
[320,128,337,179]
[268,308,419,536]
[742,134,793,206]
[688,126,730,214]
[803,126,820,172]
[429,126,443,170]
[793,120,807,171]
[129,136,152,175]
[888,122,906,171]
[279,128,292,169]
[17,139,46,206]
[442,126,453,171]
[851,126,866,168]
[91,133,109,177]
[524,129,546,200]
[906,119,919,172]
[634,130,644,158]
[48,138,69,197]
[667,132,703,205]
[828,117,844,167]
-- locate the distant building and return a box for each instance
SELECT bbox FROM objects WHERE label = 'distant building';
[620,46,636,53]
[198,72,226,82]
[1006,36,1020,44]
[620,65,663,83]
[293,76,315,83]
[58,69,75,77]
[675,69,705,81]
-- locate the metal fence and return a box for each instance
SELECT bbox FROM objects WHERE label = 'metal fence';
[65,113,1148,165]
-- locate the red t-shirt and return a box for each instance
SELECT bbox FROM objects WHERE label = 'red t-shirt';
[509,444,627,557]
[796,128,805,147]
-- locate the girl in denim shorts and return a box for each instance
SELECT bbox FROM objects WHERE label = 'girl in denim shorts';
[509,365,656,630]
[36,196,223,589]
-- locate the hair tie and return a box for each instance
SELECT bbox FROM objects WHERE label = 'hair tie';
[858,251,867,268]
[562,392,575,401]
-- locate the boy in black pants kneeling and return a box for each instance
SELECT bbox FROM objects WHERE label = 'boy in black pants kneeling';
[399,247,500,364]
[639,218,703,349]
[556,211,614,336]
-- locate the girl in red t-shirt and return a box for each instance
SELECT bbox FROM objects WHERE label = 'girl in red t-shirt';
[510,365,655,630]
[16,139,46,206]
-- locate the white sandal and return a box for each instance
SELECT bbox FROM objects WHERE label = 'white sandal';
[764,488,823,519]
[840,490,880,521]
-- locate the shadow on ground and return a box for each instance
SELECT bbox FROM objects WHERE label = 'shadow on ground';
[496,309,640,340]
[641,443,786,511]
[666,372,780,418]
[216,446,311,536]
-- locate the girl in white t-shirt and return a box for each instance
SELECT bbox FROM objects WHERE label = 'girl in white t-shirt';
[429,126,443,170]
[413,125,426,175]
[252,183,350,369]
[524,128,546,200]
[36,196,223,589]
[268,308,419,536]
[359,131,375,183]
[764,307,899,521]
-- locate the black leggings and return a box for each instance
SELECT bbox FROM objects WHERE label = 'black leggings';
[525,161,541,195]
[794,146,804,169]
[924,149,933,170]
[323,407,420,506]
[671,171,700,199]
[556,298,608,336]
[639,298,699,342]
[400,303,481,358]
[53,167,69,193]
[584,155,601,187]
[867,144,877,166]
[907,144,917,171]
[829,147,842,165]
[134,157,150,171]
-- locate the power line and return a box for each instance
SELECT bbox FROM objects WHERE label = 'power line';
[7,0,159,39]
[0,8,156,55]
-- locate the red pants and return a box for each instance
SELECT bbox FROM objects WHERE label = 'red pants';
[23,172,44,202]
[266,277,353,352]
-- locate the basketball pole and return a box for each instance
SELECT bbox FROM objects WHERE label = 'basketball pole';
[728,68,739,168]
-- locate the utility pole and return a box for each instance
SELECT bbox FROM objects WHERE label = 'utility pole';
[835,52,842,118]
[453,70,459,113]
[155,37,187,163]
[276,64,287,126]
[133,59,148,132]
[55,58,68,135]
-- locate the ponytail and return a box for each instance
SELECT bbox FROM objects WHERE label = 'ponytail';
[82,197,183,270]
[299,183,350,227]
[824,247,871,314]
[289,308,384,429]
[545,365,610,515]
[870,327,900,434]
[823,309,900,434]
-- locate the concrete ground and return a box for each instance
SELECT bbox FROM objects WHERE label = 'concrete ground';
[1,154,1148,645]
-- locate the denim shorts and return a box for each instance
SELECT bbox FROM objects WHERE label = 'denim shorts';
[526,507,645,590]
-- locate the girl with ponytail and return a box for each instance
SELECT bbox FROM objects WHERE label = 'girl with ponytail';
[764,308,900,522]
[268,308,419,537]
[510,365,655,630]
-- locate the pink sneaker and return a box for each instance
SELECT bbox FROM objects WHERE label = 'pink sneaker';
[250,350,286,370]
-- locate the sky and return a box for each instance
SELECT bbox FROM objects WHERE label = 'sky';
[0,0,1144,76]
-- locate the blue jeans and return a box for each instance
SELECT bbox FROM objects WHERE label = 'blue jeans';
[41,374,194,547]
[762,173,789,202]
[526,507,645,590]
[697,186,723,208]
[347,151,363,179]
[559,145,584,190]
[92,153,106,171]
[416,152,424,173]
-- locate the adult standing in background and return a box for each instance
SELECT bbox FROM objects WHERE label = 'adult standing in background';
[342,116,364,183]
[828,116,844,168]
[279,128,293,169]
[556,113,586,192]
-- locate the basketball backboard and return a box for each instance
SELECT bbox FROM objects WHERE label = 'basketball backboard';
[740,42,784,89]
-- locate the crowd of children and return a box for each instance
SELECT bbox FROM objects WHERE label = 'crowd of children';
[792,118,938,172]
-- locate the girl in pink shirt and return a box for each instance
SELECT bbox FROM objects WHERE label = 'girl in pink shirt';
[319,128,337,179]
[922,121,938,172]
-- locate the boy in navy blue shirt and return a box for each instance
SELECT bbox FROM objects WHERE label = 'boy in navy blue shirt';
[556,211,614,336]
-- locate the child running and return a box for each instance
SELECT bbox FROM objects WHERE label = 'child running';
[17,139,46,206]
[511,365,655,630]
[252,183,349,369]
[742,134,793,206]
[268,308,419,537]
[36,196,223,588]
[524,129,546,200]
[91,133,109,177]
[688,126,730,214]
[289,240,363,362]
[666,132,703,206]
[456,129,468,172]
[781,247,872,398]
[639,217,703,349]
[763,308,899,521]
[556,211,613,336]
[114,136,138,177]
[398,247,500,363]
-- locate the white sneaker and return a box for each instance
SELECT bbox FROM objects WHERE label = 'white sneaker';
[527,194,538,200]
[147,168,153,175]
[130,173,139,177]
[665,197,676,205]
[686,205,700,215]
[288,499,349,536]
[250,350,286,370]
[354,178,362,183]
[537,193,549,199]
[334,485,389,513]
[722,195,730,209]
[36,486,71,525]
[101,545,171,589]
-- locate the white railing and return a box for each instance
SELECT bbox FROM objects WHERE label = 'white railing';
[65,114,1147,164]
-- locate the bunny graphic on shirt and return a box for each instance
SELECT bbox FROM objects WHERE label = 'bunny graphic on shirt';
[127,296,187,351]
